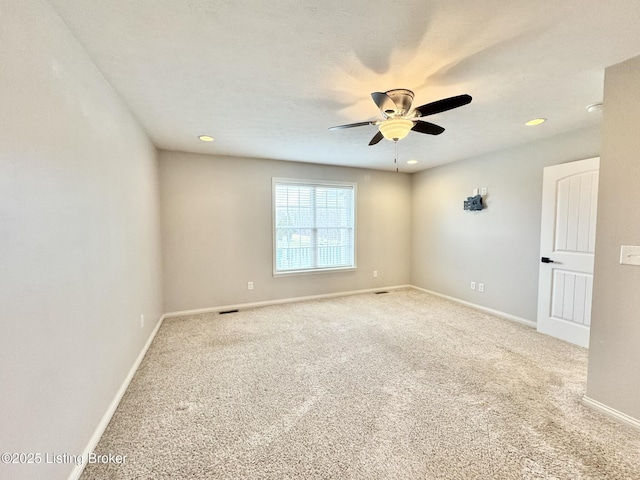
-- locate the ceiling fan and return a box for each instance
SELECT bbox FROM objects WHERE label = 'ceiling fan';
[329,89,472,145]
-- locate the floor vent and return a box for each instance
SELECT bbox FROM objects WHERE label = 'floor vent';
[375,291,389,295]
[219,309,239,315]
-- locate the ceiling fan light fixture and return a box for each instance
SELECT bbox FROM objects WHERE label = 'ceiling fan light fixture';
[379,118,413,141]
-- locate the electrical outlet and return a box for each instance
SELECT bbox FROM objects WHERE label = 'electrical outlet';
[481,186,488,196]
[248,281,254,290]
[470,281,476,290]
[478,283,485,292]
[373,270,378,278]
[140,314,144,328]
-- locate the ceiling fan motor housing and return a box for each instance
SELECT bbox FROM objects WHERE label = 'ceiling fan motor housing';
[384,89,414,116]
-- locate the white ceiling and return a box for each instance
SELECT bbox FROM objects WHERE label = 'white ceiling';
[48,0,640,172]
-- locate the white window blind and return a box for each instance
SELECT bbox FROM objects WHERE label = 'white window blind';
[273,179,356,274]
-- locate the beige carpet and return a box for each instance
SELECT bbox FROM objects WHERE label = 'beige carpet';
[81,289,640,479]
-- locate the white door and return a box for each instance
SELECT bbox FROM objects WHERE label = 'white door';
[537,157,599,348]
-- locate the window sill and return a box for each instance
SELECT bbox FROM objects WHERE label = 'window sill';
[273,266,357,277]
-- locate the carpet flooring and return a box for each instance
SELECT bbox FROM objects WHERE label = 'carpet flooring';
[81,289,640,479]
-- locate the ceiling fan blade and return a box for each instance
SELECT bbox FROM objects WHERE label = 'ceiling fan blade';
[329,121,375,130]
[412,120,445,135]
[415,94,472,117]
[368,131,384,146]
[371,92,398,115]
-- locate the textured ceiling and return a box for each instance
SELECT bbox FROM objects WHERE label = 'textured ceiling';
[48,0,640,172]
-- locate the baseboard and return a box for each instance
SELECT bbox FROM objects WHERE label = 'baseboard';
[410,285,537,328]
[163,284,413,318]
[582,396,640,431]
[67,314,166,480]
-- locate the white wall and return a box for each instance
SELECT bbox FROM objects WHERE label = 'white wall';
[0,2,163,479]
[159,151,411,313]
[586,55,640,421]
[411,126,601,321]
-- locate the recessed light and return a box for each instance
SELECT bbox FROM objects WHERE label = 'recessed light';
[198,135,214,142]
[525,118,547,126]
[586,102,603,113]
[407,160,418,165]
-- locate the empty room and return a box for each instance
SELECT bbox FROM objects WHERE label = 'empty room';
[3,1,640,479]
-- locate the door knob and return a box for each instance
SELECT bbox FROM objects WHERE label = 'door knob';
[541,257,555,263]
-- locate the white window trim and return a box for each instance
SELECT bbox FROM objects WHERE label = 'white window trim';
[272,178,357,276]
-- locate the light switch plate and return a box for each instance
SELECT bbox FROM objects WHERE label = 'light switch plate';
[620,245,640,266]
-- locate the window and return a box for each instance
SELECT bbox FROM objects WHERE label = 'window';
[273,178,356,275]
